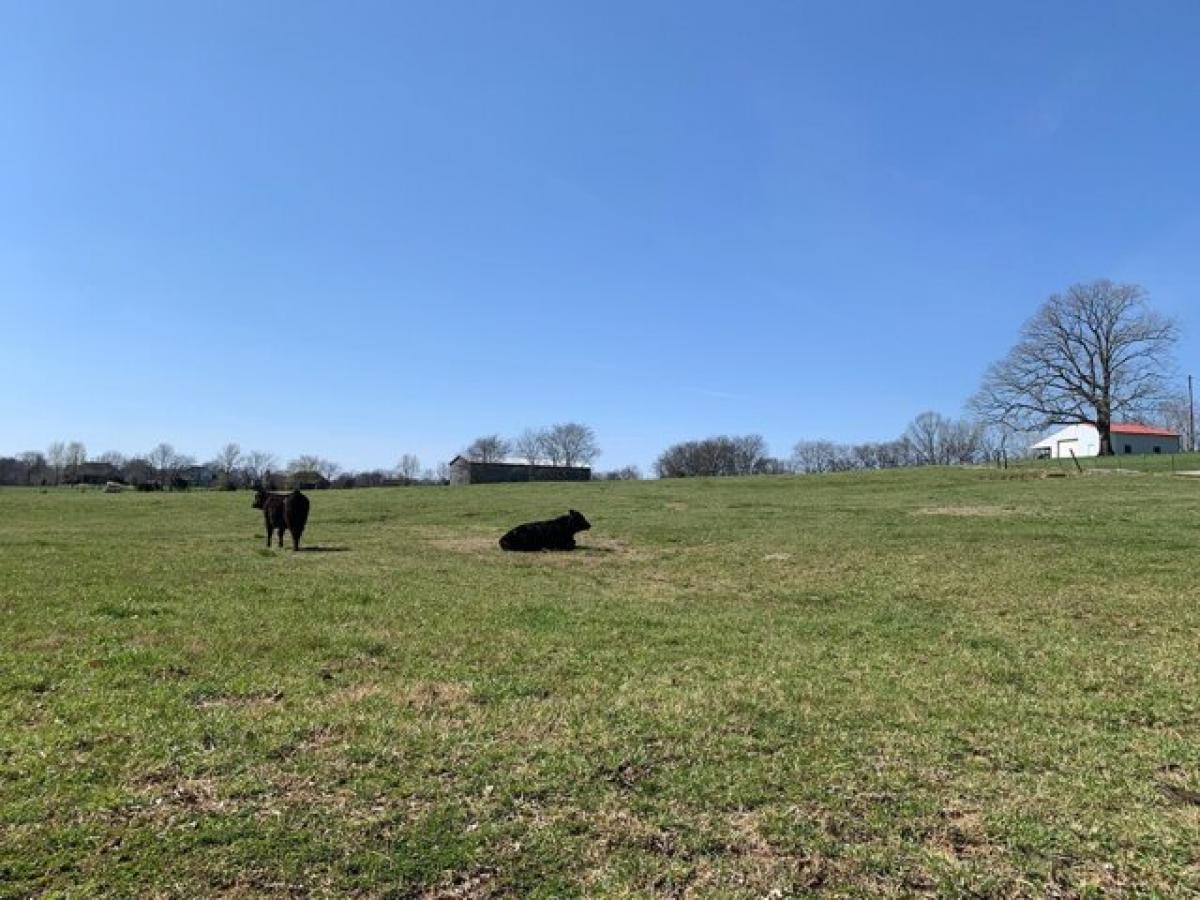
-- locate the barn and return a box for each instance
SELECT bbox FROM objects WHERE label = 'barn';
[447,456,591,485]
[1031,423,1181,458]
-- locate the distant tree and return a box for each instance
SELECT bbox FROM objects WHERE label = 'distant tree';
[147,443,179,481]
[46,441,66,485]
[435,461,451,483]
[791,440,839,474]
[20,451,46,485]
[242,450,278,486]
[212,443,242,479]
[397,453,421,482]
[903,412,949,466]
[1155,389,1196,452]
[513,428,548,464]
[64,441,87,480]
[465,434,511,463]
[655,434,767,478]
[288,455,323,474]
[543,423,601,467]
[287,455,340,480]
[730,434,767,475]
[901,412,984,466]
[95,451,126,474]
[973,280,1178,456]
[942,419,985,464]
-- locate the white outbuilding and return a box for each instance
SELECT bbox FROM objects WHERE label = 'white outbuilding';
[1031,423,1181,459]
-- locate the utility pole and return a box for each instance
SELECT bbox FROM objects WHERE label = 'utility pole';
[1189,374,1195,453]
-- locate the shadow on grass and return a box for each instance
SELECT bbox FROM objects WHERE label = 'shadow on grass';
[296,546,352,553]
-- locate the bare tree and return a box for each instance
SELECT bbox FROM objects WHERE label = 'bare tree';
[288,455,339,480]
[903,412,949,466]
[464,435,511,463]
[243,450,277,485]
[1155,389,1196,452]
[97,450,127,468]
[212,443,242,477]
[513,428,548,465]
[64,442,87,479]
[288,454,324,474]
[46,441,66,485]
[791,440,840,474]
[397,453,421,482]
[19,451,46,485]
[656,435,767,478]
[543,423,600,467]
[435,461,451,483]
[973,280,1178,456]
[147,443,179,481]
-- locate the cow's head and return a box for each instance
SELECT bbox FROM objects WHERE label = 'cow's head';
[252,488,268,509]
[568,509,591,532]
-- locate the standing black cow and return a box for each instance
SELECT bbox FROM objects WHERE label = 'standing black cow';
[499,509,591,551]
[252,488,310,550]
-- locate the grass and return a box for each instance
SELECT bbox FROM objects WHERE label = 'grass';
[2,467,1200,897]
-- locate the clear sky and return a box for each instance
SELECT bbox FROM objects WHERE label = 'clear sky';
[2,1,1198,473]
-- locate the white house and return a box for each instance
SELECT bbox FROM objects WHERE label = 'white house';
[1031,423,1181,459]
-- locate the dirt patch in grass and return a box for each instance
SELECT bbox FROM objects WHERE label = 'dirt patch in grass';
[421,868,501,899]
[914,505,1021,518]
[576,805,831,895]
[326,679,475,712]
[193,690,284,711]
[131,770,231,820]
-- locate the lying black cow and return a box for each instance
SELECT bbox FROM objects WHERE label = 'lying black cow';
[252,488,310,550]
[499,509,591,552]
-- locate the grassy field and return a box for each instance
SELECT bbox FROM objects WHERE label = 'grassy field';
[3,467,1200,897]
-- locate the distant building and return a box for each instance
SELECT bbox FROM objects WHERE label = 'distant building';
[286,470,331,490]
[1031,423,1180,459]
[70,462,121,485]
[181,465,215,487]
[447,456,591,485]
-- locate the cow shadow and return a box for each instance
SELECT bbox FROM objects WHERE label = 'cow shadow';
[295,545,351,553]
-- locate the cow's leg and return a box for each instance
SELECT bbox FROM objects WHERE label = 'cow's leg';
[264,513,272,547]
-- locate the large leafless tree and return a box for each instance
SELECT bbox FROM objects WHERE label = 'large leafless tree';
[542,423,600,467]
[64,441,87,480]
[513,428,548,465]
[397,453,421,482]
[46,441,66,485]
[464,434,511,463]
[972,281,1178,456]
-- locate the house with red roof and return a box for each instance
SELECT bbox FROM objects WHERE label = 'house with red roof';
[1031,423,1180,459]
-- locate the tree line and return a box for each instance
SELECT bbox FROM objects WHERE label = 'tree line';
[0,442,450,489]
[654,411,1003,478]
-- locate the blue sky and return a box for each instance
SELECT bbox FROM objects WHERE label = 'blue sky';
[2,1,1198,472]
